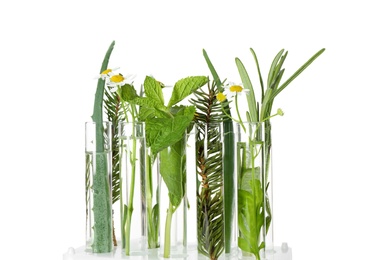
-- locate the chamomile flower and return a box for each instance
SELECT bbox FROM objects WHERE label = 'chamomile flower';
[225,82,249,95]
[106,73,136,92]
[97,67,120,80]
[215,82,250,127]
[216,92,227,102]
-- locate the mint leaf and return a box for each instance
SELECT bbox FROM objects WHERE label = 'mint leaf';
[146,106,195,155]
[118,84,138,101]
[167,76,208,108]
[144,76,165,105]
[132,97,167,114]
[159,138,186,208]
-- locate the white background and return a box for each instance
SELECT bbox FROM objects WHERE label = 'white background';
[1,0,371,259]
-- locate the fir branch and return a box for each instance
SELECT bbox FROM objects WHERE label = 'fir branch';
[103,86,125,247]
[191,81,225,260]
[104,88,125,205]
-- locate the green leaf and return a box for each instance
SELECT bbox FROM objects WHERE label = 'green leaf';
[159,137,186,208]
[249,48,264,103]
[235,58,258,122]
[167,76,208,108]
[237,179,265,257]
[118,84,138,101]
[260,69,284,120]
[91,41,115,152]
[146,106,195,155]
[136,97,163,110]
[270,48,326,101]
[152,204,159,227]
[238,237,251,253]
[138,106,155,121]
[267,49,285,88]
[240,167,261,192]
[144,76,165,105]
[91,41,115,124]
[202,49,223,91]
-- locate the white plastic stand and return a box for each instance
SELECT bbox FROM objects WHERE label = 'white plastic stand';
[63,243,292,260]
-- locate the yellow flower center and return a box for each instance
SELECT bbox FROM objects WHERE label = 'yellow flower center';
[110,74,125,83]
[216,92,227,102]
[101,69,112,75]
[229,85,243,92]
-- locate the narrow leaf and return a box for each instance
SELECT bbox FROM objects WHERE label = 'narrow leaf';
[249,48,264,103]
[267,49,285,88]
[91,40,115,152]
[271,48,326,101]
[235,58,258,122]
[203,49,223,91]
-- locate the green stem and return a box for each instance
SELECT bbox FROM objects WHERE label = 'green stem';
[146,155,159,248]
[125,121,137,255]
[221,102,240,124]
[235,94,246,132]
[164,200,174,258]
[119,140,125,248]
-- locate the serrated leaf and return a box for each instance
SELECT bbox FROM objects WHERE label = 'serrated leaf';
[118,83,138,101]
[167,76,208,108]
[146,106,195,155]
[144,76,164,105]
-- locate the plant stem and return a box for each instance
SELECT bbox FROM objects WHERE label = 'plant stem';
[146,155,159,248]
[235,94,246,132]
[164,200,174,258]
[125,121,137,255]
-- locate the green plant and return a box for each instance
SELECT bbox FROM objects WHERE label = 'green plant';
[121,75,208,258]
[191,80,225,260]
[103,72,125,246]
[102,71,140,255]
[202,49,235,254]
[88,40,115,253]
[218,48,326,259]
